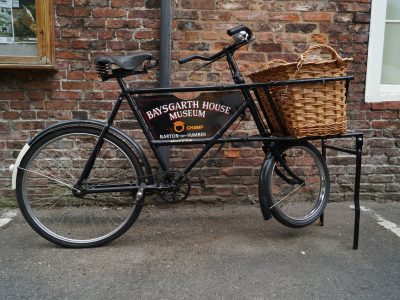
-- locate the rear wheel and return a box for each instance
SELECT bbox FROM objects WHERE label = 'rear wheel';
[16,125,144,248]
[262,141,329,228]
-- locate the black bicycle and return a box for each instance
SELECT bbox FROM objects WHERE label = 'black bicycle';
[11,25,354,248]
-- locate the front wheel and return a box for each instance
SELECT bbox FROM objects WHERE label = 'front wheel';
[260,141,330,228]
[16,125,145,248]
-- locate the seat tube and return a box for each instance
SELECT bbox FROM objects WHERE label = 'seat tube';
[76,93,124,186]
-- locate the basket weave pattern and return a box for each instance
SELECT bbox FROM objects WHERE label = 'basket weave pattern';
[248,44,352,138]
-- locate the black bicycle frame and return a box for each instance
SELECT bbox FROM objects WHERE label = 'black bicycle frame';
[76,48,354,195]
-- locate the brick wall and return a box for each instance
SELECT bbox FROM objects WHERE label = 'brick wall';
[1,0,399,206]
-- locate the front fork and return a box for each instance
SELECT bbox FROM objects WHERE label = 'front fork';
[263,142,305,185]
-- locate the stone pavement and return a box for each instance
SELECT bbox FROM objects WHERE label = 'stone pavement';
[1,201,399,299]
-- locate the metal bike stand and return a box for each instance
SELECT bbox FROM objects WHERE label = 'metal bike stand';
[321,132,364,250]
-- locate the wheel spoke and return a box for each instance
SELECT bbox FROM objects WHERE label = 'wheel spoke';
[270,182,305,209]
[19,167,76,190]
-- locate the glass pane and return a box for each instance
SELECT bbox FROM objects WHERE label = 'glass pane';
[0,0,37,56]
[381,23,400,84]
[386,0,400,20]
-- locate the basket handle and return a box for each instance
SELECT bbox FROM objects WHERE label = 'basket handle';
[265,59,288,68]
[297,44,344,70]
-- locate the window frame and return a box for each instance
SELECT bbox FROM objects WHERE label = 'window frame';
[365,0,400,102]
[0,0,55,70]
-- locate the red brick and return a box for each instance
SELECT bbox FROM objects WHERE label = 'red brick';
[224,149,241,158]
[62,81,93,91]
[26,81,60,90]
[371,101,400,111]
[182,0,215,9]
[2,111,19,120]
[234,11,266,21]
[0,91,24,100]
[135,31,159,39]
[56,6,90,17]
[67,71,85,80]
[10,100,44,110]
[269,13,300,22]
[27,91,46,100]
[338,2,371,13]
[311,34,328,43]
[252,43,282,53]
[85,72,100,81]
[304,12,334,22]
[112,0,143,8]
[129,9,160,19]
[142,19,160,29]
[285,2,318,11]
[79,101,113,110]
[45,100,78,110]
[98,30,115,39]
[116,31,134,40]
[92,8,126,18]
[201,10,231,21]
[13,121,45,130]
[61,29,80,38]
[107,41,139,50]
[85,18,106,28]
[106,19,126,29]
[57,51,88,60]
[20,111,36,119]
[49,91,83,100]
[221,167,254,176]
[371,120,400,129]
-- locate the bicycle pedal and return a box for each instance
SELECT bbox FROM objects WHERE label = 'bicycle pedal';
[135,185,145,202]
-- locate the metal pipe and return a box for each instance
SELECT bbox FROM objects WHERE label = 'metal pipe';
[159,0,172,166]
[160,0,171,88]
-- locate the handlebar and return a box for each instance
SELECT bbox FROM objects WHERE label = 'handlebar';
[178,24,254,65]
[178,54,215,64]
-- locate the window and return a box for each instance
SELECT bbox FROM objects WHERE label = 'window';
[0,0,55,69]
[365,0,400,102]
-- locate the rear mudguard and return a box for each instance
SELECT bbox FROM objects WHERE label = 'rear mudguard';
[258,152,273,220]
[11,120,153,189]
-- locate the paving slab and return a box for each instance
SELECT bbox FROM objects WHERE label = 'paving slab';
[1,201,399,299]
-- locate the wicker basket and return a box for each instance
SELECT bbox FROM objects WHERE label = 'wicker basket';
[248,44,352,138]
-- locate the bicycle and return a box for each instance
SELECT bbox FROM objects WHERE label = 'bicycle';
[10,25,355,248]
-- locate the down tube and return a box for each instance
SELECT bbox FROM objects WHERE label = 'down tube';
[123,90,170,171]
[180,100,249,174]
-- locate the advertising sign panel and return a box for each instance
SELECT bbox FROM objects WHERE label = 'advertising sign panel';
[136,91,244,141]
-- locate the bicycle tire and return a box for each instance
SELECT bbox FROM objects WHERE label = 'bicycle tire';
[261,141,330,228]
[16,124,145,248]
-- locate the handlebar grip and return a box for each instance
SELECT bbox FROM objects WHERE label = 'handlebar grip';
[227,24,253,40]
[178,55,197,64]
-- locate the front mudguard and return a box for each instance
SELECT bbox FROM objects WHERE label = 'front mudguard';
[258,153,273,220]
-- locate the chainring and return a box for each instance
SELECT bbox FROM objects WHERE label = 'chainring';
[158,171,191,203]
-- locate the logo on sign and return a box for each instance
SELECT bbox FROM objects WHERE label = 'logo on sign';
[173,121,185,133]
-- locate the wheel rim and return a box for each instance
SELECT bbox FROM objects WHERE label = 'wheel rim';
[268,145,327,222]
[20,132,140,245]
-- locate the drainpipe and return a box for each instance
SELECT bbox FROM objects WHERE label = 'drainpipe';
[159,0,172,167]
